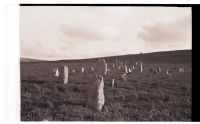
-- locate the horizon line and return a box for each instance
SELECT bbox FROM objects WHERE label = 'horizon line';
[20,49,191,61]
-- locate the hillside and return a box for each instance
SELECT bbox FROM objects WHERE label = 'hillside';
[20,58,46,63]
[21,49,191,64]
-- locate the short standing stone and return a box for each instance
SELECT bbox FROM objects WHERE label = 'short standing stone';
[112,63,115,68]
[166,69,169,75]
[118,65,121,70]
[165,69,172,76]
[91,66,94,71]
[179,68,184,72]
[112,78,115,87]
[157,66,161,72]
[55,68,59,77]
[81,67,85,73]
[128,68,132,73]
[121,73,127,82]
[72,69,75,73]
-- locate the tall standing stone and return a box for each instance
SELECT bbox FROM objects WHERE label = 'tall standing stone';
[64,66,68,84]
[85,75,105,112]
[125,64,128,73]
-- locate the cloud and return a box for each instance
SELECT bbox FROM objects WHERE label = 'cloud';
[60,24,120,42]
[20,6,191,60]
[21,39,62,60]
[138,15,191,44]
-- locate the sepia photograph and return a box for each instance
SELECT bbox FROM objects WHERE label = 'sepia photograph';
[20,5,192,121]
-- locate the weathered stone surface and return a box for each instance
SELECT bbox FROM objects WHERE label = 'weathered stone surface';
[64,66,68,84]
[85,75,105,112]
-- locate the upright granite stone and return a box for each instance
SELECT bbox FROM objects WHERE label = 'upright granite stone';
[85,75,105,112]
[64,66,68,84]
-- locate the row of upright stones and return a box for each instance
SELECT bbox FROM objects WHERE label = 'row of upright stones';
[84,59,143,112]
[61,58,106,112]
[55,58,184,112]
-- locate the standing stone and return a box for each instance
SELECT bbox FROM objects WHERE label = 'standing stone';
[91,66,94,71]
[136,62,138,66]
[112,78,115,87]
[89,65,94,73]
[85,75,105,112]
[97,59,107,76]
[121,73,127,82]
[118,65,121,70]
[132,65,135,69]
[81,67,85,73]
[157,66,161,72]
[125,64,128,73]
[128,68,132,73]
[166,69,169,75]
[72,69,75,73]
[55,68,59,77]
[179,68,184,72]
[165,69,171,76]
[140,62,143,72]
[64,66,68,84]
[112,63,115,68]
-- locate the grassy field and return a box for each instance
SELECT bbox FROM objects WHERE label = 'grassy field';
[20,50,191,121]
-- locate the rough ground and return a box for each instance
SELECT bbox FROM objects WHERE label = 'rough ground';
[21,50,191,121]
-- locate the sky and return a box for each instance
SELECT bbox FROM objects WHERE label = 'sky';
[20,6,191,60]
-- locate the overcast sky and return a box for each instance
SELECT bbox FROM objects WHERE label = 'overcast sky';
[20,6,191,60]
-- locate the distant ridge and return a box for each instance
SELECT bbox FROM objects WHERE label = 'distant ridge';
[20,58,46,63]
[21,49,191,64]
